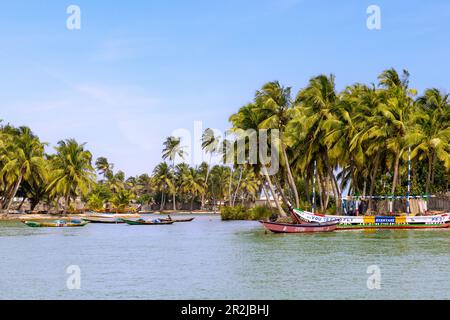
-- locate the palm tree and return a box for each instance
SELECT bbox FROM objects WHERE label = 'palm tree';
[256,81,300,208]
[377,69,416,205]
[201,128,220,209]
[95,157,114,181]
[0,127,46,210]
[410,88,450,194]
[47,139,96,211]
[162,136,187,211]
[294,74,342,212]
[152,162,173,211]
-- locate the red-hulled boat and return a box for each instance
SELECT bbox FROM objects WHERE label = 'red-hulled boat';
[260,220,339,233]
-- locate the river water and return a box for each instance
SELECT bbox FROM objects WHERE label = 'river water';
[0,214,449,299]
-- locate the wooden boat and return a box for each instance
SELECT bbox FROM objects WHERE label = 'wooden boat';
[22,220,89,228]
[160,217,195,223]
[260,220,338,233]
[293,209,450,230]
[121,218,174,225]
[82,217,124,224]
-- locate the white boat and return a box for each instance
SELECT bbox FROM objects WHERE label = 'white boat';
[293,209,450,230]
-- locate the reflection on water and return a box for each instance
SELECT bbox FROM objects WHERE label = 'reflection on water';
[0,215,449,299]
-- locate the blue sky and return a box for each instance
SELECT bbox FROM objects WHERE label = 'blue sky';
[1,0,450,176]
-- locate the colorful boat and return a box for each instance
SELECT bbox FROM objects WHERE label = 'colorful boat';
[293,209,450,230]
[121,218,174,225]
[260,220,338,233]
[82,217,124,224]
[22,219,89,228]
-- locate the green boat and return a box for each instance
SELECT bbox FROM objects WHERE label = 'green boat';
[22,219,89,228]
[121,218,174,225]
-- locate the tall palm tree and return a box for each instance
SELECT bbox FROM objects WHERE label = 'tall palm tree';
[152,162,173,211]
[256,81,300,208]
[294,74,342,212]
[162,136,187,211]
[47,139,96,210]
[410,88,450,194]
[201,128,220,209]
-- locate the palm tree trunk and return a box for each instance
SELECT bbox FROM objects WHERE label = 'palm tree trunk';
[5,175,23,211]
[426,153,433,195]
[201,155,212,209]
[261,166,286,216]
[390,152,402,213]
[367,154,380,213]
[280,132,300,208]
[228,167,233,206]
[232,167,243,206]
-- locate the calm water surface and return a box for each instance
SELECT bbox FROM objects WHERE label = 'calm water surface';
[0,214,449,299]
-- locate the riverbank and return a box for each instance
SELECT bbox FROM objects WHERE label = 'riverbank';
[0,212,141,221]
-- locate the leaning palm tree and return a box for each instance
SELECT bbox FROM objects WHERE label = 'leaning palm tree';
[256,81,300,209]
[162,136,187,211]
[47,139,96,211]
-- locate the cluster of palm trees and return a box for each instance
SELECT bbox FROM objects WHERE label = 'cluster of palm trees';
[0,123,95,212]
[1,68,448,215]
[227,68,449,215]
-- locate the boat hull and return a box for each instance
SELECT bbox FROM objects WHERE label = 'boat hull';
[22,220,89,228]
[82,217,124,224]
[121,218,174,225]
[161,217,195,223]
[260,220,338,233]
[293,209,450,230]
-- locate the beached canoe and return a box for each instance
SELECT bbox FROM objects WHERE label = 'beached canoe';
[121,218,174,225]
[161,217,195,223]
[82,217,124,224]
[260,220,338,233]
[22,220,89,228]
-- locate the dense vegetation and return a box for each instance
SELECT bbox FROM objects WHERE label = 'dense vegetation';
[0,68,448,217]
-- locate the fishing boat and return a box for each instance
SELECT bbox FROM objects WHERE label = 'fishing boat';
[160,217,195,223]
[22,219,89,228]
[82,216,124,224]
[293,209,450,230]
[121,218,174,225]
[260,220,338,233]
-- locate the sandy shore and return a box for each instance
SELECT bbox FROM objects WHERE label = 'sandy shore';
[0,212,141,221]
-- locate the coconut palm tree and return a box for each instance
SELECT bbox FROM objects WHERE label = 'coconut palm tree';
[152,162,173,211]
[0,126,46,210]
[162,136,187,210]
[47,139,96,211]
[255,81,300,208]
[409,88,450,194]
[201,128,220,209]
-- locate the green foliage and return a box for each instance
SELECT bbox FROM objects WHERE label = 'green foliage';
[220,205,274,221]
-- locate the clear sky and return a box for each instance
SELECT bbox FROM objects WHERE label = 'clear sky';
[1,0,449,176]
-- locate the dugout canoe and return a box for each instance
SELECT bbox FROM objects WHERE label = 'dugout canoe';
[121,218,174,225]
[22,220,89,228]
[260,220,338,233]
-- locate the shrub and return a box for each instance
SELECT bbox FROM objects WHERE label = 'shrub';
[249,206,274,220]
[220,205,274,221]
